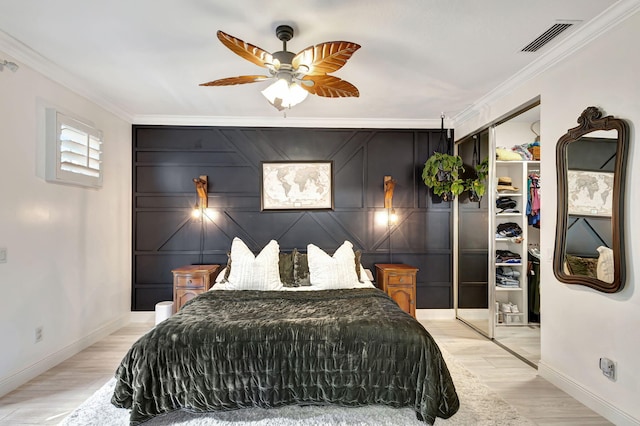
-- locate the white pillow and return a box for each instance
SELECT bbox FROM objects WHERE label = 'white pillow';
[307,241,361,289]
[215,267,227,283]
[596,246,614,284]
[225,238,283,290]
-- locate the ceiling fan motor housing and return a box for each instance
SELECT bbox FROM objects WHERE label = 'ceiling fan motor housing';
[276,25,294,42]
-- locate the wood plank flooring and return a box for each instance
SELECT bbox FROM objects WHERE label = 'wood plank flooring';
[493,324,541,366]
[0,319,612,425]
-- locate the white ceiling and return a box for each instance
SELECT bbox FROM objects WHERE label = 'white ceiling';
[0,1,625,126]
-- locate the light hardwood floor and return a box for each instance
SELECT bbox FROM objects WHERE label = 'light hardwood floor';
[0,319,612,425]
[493,324,541,366]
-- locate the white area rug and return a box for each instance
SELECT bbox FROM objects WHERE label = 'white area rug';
[59,350,534,425]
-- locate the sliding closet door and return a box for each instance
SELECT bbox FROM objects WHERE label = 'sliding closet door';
[455,130,491,337]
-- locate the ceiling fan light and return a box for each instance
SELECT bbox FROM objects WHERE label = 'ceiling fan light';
[261,78,308,110]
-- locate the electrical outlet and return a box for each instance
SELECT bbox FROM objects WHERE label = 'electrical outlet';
[35,326,43,343]
[599,357,616,380]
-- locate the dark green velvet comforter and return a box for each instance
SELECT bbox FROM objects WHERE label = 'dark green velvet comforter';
[111,288,459,425]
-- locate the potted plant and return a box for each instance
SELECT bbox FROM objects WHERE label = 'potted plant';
[421,152,465,201]
[465,157,489,202]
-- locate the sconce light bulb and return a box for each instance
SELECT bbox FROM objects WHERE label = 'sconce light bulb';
[192,207,201,219]
[390,209,398,223]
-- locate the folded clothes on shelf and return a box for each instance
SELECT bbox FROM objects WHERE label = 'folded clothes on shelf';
[496,249,521,264]
[497,266,520,277]
[496,266,520,288]
[496,222,522,238]
[496,197,519,213]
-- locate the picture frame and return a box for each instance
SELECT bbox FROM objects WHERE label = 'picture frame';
[261,161,334,210]
[567,169,614,217]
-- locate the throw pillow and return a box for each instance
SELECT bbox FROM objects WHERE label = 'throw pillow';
[279,251,296,287]
[307,241,360,289]
[565,254,598,278]
[596,246,614,283]
[226,237,283,290]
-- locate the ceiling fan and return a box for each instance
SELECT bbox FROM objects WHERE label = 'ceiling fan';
[200,25,361,111]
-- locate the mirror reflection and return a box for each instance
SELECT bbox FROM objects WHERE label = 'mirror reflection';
[564,131,616,283]
[554,106,629,293]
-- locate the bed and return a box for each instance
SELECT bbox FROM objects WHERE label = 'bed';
[111,239,460,425]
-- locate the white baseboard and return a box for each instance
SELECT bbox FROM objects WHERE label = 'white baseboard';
[538,361,640,426]
[0,313,130,398]
[416,308,456,320]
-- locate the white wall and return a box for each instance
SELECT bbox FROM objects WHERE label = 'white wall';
[0,51,132,395]
[456,11,640,424]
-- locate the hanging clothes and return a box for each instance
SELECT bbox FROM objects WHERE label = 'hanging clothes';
[527,172,540,227]
[528,246,541,323]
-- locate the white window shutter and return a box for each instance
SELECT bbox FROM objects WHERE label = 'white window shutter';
[45,109,103,188]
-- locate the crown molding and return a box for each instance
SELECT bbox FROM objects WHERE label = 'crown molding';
[0,30,134,123]
[132,114,450,129]
[453,0,640,128]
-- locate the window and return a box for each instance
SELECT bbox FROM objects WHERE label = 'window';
[46,109,103,188]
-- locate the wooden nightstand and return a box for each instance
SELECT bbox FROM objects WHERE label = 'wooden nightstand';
[172,264,220,313]
[375,264,418,318]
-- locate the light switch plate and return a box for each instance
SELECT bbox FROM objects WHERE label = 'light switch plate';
[0,248,6,263]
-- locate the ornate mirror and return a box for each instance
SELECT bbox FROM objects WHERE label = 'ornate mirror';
[553,106,629,292]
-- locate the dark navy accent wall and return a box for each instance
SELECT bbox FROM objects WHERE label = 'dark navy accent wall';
[132,126,453,311]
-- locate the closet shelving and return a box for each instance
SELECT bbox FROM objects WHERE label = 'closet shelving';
[491,159,540,326]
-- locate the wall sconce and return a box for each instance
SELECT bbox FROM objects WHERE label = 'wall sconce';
[192,175,209,265]
[384,175,398,224]
[192,175,208,218]
[384,175,398,263]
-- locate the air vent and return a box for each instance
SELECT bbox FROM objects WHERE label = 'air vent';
[521,22,576,52]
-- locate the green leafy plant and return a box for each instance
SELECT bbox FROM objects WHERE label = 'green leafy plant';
[465,157,489,200]
[422,152,465,200]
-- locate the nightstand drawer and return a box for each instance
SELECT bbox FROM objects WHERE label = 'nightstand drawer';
[375,264,418,318]
[388,273,413,285]
[175,275,205,288]
[172,264,220,313]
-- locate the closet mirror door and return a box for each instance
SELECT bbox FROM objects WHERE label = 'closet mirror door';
[553,106,629,292]
[455,130,491,337]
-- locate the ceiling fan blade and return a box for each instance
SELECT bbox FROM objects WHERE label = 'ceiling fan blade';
[292,41,360,75]
[216,30,274,68]
[301,75,359,98]
[200,75,270,86]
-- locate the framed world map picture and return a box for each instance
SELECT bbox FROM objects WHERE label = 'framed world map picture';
[261,161,334,210]
[567,170,614,217]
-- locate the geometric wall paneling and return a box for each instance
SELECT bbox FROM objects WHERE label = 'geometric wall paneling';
[222,211,308,248]
[566,216,612,257]
[458,252,490,283]
[133,287,174,311]
[135,127,233,150]
[366,131,417,208]
[457,282,488,309]
[246,128,357,160]
[334,147,366,208]
[136,165,258,194]
[424,211,452,250]
[388,210,428,251]
[417,284,453,309]
[294,212,364,251]
[135,211,197,251]
[132,125,454,310]
[329,210,370,249]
